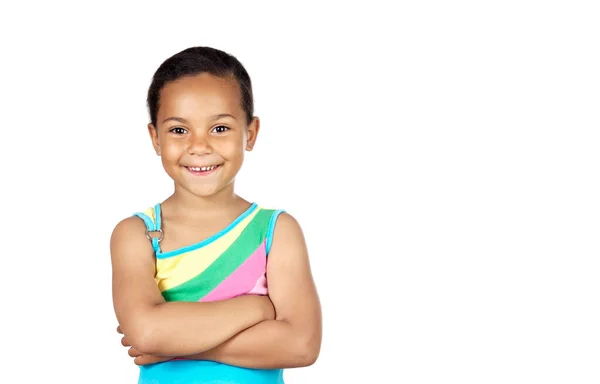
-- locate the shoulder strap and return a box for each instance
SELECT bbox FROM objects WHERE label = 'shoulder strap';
[266,209,285,255]
[132,203,163,254]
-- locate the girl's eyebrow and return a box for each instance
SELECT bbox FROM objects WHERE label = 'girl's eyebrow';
[162,116,188,124]
[162,114,236,124]
[211,113,237,121]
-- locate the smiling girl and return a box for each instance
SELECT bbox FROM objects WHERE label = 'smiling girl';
[110,46,322,384]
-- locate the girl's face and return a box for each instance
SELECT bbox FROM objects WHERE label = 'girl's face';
[148,73,259,198]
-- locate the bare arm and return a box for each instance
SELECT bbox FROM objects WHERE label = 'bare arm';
[182,213,322,368]
[111,216,274,356]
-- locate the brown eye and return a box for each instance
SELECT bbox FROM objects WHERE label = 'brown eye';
[170,127,187,134]
[212,125,229,133]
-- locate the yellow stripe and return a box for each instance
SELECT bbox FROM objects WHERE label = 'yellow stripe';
[153,208,260,292]
[143,207,156,221]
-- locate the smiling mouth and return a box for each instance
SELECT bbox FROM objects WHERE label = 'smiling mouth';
[184,164,222,175]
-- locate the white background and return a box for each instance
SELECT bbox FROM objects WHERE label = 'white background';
[1,1,598,383]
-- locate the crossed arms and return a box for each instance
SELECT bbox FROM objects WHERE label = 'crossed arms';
[110,212,322,369]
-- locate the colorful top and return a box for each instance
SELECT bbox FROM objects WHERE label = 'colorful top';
[132,202,285,384]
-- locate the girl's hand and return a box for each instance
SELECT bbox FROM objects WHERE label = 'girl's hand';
[128,346,173,366]
[117,325,173,366]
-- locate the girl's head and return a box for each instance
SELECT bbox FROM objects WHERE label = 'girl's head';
[147,46,254,127]
[146,46,260,198]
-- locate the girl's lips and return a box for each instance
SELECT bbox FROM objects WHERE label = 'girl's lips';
[184,164,222,176]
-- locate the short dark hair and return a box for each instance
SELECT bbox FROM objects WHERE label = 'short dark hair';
[147,46,254,126]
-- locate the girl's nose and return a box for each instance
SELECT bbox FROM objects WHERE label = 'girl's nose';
[187,133,212,155]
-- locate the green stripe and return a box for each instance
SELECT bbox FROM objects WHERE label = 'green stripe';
[162,209,274,302]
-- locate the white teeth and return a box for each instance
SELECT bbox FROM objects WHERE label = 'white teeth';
[188,165,218,172]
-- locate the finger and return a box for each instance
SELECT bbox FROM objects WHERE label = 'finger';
[135,355,172,366]
[128,347,142,358]
[121,336,131,347]
[134,355,159,366]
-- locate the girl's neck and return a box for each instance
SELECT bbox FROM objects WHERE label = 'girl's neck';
[163,183,249,217]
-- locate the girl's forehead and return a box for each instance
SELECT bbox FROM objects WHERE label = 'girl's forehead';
[158,73,243,120]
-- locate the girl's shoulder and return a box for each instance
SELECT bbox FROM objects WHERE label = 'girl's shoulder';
[128,202,287,232]
[128,202,289,257]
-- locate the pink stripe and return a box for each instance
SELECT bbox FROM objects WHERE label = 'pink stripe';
[199,241,267,302]
[248,274,268,295]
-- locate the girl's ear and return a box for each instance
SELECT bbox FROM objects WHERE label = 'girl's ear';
[245,117,260,151]
[148,123,161,155]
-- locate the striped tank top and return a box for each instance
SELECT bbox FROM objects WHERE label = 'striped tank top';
[132,202,285,384]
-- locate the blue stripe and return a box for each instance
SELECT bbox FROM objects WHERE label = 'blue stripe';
[139,360,283,384]
[154,204,162,230]
[133,212,155,231]
[133,212,160,254]
[152,238,160,254]
[266,210,285,255]
[156,203,259,259]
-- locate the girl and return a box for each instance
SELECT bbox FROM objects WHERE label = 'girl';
[110,46,322,384]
